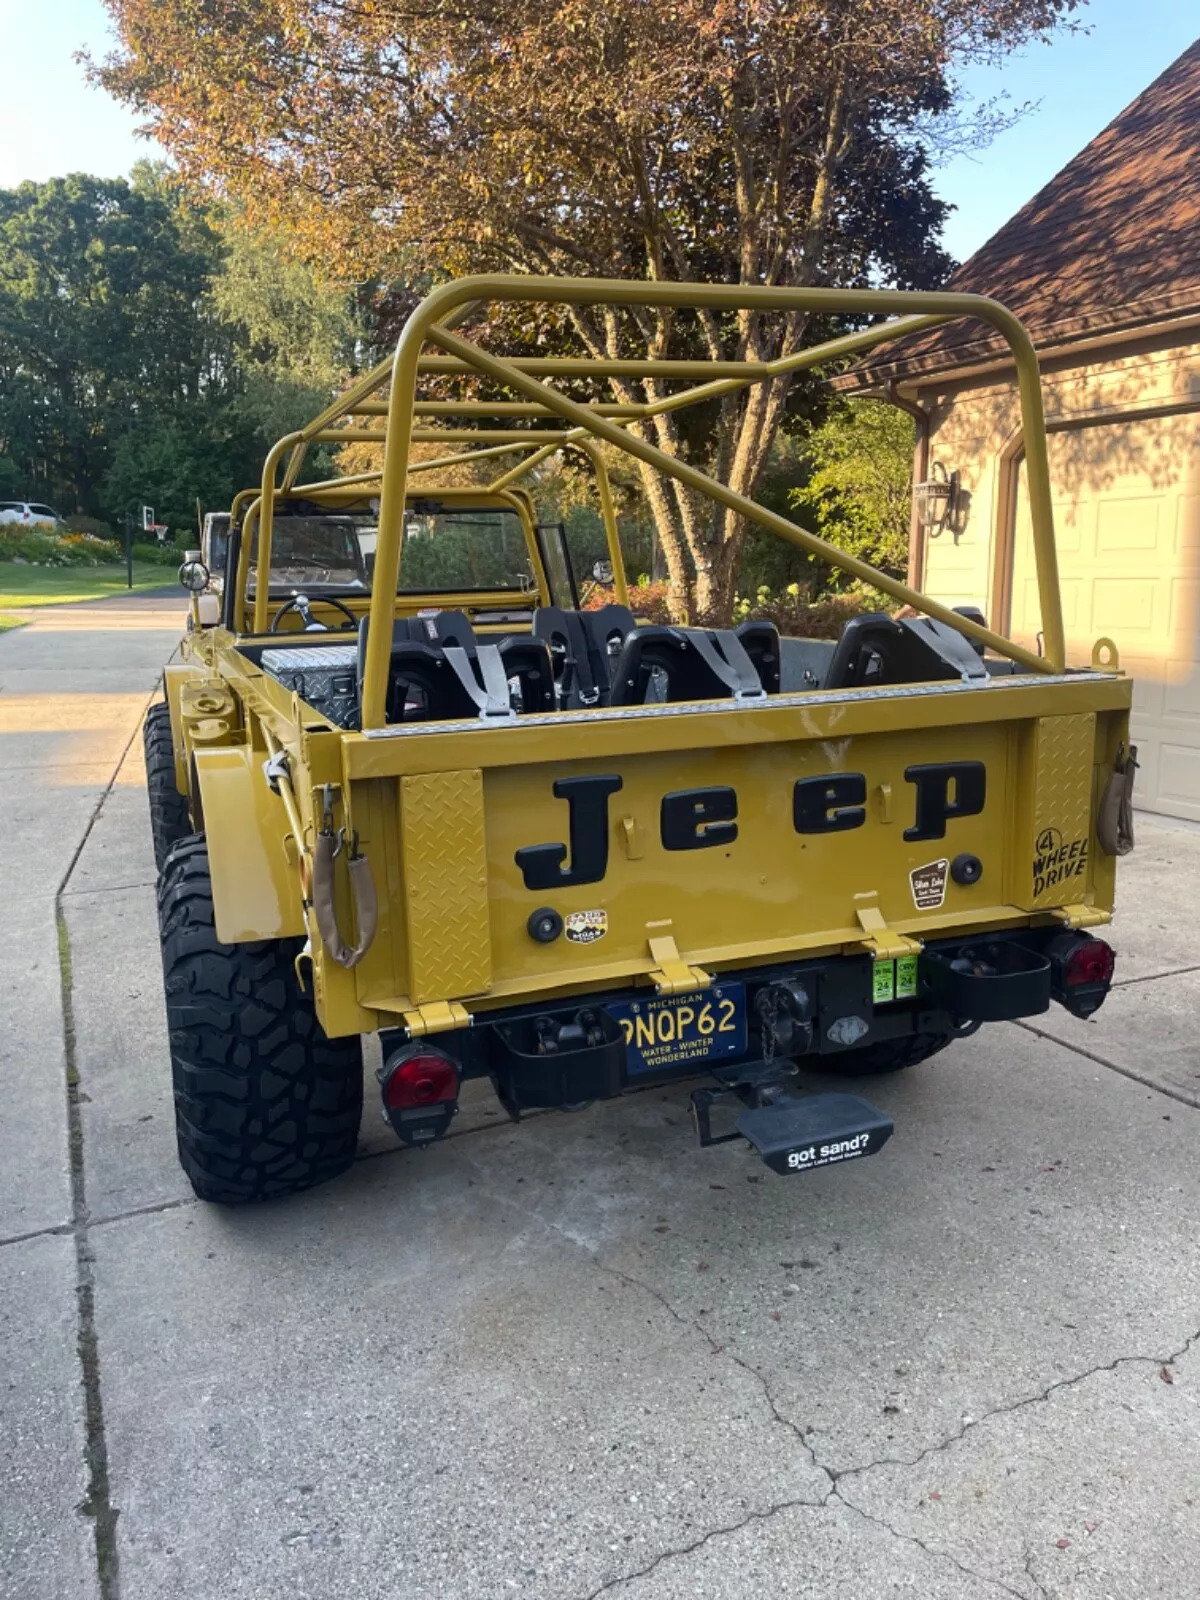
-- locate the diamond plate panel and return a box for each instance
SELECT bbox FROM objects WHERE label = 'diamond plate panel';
[1028,712,1096,910]
[400,769,492,1003]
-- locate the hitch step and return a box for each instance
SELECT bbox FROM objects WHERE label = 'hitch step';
[736,1093,893,1175]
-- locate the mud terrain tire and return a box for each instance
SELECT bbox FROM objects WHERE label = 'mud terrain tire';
[158,836,363,1203]
[144,701,191,871]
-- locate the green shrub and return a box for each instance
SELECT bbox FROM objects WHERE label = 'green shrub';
[789,401,914,581]
[732,582,880,639]
[131,540,187,565]
[585,577,881,638]
[0,526,121,565]
[0,528,61,563]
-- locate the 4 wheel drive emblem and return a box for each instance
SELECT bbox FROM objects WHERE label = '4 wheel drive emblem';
[1032,827,1088,896]
[910,858,949,910]
[565,909,607,944]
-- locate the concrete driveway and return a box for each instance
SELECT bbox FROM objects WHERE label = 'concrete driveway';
[3,594,1199,1600]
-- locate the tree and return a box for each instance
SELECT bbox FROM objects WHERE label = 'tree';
[0,168,368,531]
[97,0,1081,613]
[210,215,363,390]
[792,399,915,582]
[212,211,373,496]
[104,409,243,536]
[0,169,233,515]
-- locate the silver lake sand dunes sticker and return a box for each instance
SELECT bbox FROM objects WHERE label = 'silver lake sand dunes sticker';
[910,859,949,910]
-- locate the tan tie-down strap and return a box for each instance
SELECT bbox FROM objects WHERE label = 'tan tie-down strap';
[1097,742,1139,858]
[312,829,378,968]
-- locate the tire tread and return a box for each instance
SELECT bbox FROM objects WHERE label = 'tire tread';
[144,701,191,872]
[158,837,362,1202]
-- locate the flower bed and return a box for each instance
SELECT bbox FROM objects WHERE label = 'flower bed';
[0,527,123,566]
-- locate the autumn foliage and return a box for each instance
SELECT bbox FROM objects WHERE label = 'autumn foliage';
[97,0,1081,617]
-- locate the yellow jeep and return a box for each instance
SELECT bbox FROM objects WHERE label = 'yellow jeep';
[148,276,1135,1203]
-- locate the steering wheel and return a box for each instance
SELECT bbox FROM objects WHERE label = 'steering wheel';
[269,592,360,633]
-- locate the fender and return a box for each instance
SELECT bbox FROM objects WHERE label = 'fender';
[193,745,306,942]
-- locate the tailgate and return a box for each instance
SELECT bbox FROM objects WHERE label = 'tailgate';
[346,682,1129,1011]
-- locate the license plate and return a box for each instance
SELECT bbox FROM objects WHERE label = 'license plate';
[608,984,747,1078]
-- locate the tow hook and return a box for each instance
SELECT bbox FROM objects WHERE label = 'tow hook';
[755,980,815,1059]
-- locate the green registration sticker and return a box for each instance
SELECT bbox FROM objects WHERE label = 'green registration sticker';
[896,954,919,1000]
[872,960,896,1004]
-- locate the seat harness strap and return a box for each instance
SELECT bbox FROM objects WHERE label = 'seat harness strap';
[687,629,768,701]
[443,644,517,721]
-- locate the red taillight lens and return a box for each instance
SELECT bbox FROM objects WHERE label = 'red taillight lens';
[383,1053,459,1109]
[1063,938,1115,987]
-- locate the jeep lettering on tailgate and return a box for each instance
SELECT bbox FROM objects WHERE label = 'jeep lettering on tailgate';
[515,761,987,888]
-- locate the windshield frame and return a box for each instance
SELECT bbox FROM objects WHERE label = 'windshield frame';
[234,485,547,633]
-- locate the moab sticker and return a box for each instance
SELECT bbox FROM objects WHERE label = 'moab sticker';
[565,909,608,944]
[910,858,949,910]
[1032,827,1089,897]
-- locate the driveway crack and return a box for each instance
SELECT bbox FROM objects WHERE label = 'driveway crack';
[575,1495,824,1600]
[464,1147,833,1487]
[0,1221,73,1251]
[58,905,121,1599]
[552,1210,1198,1600]
[830,1491,1043,1600]
[596,1259,830,1481]
[571,1479,1037,1600]
[1024,1550,1052,1600]
[52,693,152,1600]
[1112,961,1200,989]
[1015,1018,1200,1110]
[832,1326,1200,1482]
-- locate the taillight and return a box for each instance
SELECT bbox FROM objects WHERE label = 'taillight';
[1047,933,1115,1019]
[382,1052,459,1108]
[378,1047,460,1147]
[1062,938,1115,987]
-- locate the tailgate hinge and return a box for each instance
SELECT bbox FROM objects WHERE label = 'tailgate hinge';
[1052,903,1112,931]
[646,923,711,996]
[403,999,473,1037]
[852,904,923,962]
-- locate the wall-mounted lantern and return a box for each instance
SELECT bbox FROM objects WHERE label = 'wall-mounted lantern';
[913,462,961,537]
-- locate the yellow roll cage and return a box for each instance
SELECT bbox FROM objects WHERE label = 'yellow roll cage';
[235,276,1066,730]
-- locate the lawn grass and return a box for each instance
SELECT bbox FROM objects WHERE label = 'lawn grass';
[0,562,174,609]
[0,612,26,632]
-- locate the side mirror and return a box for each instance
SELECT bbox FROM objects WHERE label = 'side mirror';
[179,556,211,593]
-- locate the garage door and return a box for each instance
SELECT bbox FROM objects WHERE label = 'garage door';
[1009,414,1200,819]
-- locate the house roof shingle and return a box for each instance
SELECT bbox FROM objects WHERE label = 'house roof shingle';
[848,38,1200,391]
